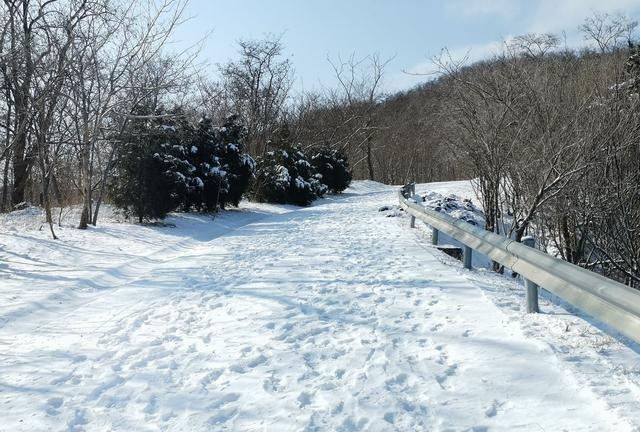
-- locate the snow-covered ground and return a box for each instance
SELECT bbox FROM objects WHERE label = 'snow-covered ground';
[1,180,639,431]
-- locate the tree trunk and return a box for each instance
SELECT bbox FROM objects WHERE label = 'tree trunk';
[42,174,57,240]
[92,193,103,226]
[366,134,375,181]
[51,174,63,206]
[560,214,576,264]
[1,149,11,212]
[79,198,91,229]
[78,140,91,229]
[11,130,28,206]
[367,137,375,180]
[1,97,12,212]
[92,148,116,226]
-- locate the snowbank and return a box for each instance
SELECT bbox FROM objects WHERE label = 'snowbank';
[418,190,485,226]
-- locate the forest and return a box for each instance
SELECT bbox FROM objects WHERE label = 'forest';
[0,0,638,287]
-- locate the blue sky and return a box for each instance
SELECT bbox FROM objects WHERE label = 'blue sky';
[175,0,640,94]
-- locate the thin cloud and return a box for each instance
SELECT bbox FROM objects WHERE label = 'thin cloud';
[396,38,508,90]
[445,0,518,20]
[528,0,640,34]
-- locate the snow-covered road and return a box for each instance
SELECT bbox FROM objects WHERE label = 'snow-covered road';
[1,181,639,431]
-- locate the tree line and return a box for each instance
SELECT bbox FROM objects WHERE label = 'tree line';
[358,13,639,287]
[276,11,640,287]
[0,0,351,239]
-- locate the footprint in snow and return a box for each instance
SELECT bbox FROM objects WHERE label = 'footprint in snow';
[230,354,268,373]
[339,417,369,431]
[46,397,63,416]
[208,408,238,425]
[67,408,88,430]
[332,402,344,415]
[201,369,224,387]
[297,391,313,408]
[332,349,347,359]
[263,375,283,392]
[209,393,241,410]
[436,364,458,389]
[383,412,396,424]
[484,399,505,418]
[385,373,408,391]
[50,371,75,386]
[72,354,87,363]
[144,395,158,414]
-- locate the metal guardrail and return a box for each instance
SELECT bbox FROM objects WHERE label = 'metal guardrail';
[399,184,640,345]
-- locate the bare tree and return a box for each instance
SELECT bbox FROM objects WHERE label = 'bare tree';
[0,0,93,237]
[218,36,293,156]
[327,53,392,180]
[580,11,638,53]
[67,0,190,229]
[510,33,560,58]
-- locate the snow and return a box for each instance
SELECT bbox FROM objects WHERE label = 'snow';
[240,153,255,169]
[295,159,311,168]
[276,165,291,185]
[294,175,310,189]
[208,166,227,177]
[419,190,484,226]
[0,181,639,431]
[171,170,186,182]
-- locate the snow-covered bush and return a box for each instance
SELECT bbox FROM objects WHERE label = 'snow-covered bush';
[110,110,190,223]
[110,110,255,220]
[311,147,352,193]
[421,191,484,226]
[251,128,326,206]
[184,115,255,211]
[186,117,227,211]
[214,115,255,207]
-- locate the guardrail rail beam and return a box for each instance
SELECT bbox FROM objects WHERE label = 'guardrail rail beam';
[398,185,640,344]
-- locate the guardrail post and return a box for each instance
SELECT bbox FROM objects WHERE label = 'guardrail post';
[410,215,416,228]
[463,245,472,270]
[431,227,439,245]
[521,236,539,313]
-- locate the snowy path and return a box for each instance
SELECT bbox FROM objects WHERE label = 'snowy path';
[1,182,639,431]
